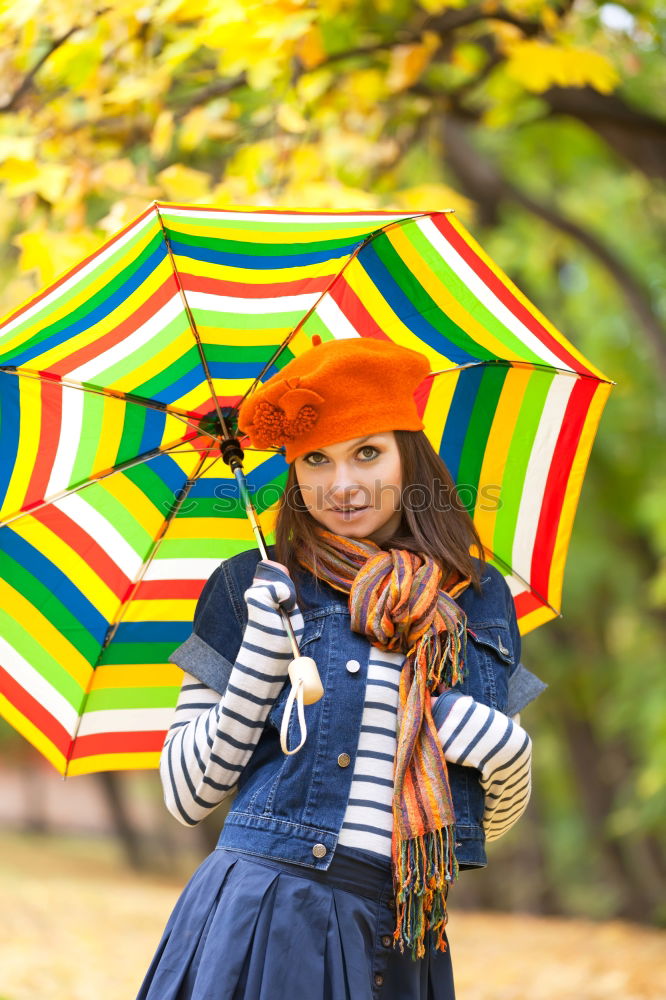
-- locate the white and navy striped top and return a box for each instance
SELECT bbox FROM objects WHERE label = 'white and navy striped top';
[162,597,531,854]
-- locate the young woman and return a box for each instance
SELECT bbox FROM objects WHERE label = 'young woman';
[137,336,534,1000]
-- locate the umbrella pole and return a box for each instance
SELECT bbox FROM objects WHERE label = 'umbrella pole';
[219,436,301,663]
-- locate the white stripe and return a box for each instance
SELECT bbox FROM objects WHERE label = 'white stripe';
[417,217,574,370]
[66,295,186,382]
[511,375,576,583]
[143,558,221,581]
[44,387,84,497]
[0,638,79,736]
[53,493,143,580]
[308,295,362,339]
[76,706,176,736]
[0,213,157,337]
[186,290,320,315]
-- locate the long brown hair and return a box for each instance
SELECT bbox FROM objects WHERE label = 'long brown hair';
[274,430,486,608]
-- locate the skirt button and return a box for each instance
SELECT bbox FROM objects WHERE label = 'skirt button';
[381,935,392,948]
[312,843,327,858]
[337,752,351,768]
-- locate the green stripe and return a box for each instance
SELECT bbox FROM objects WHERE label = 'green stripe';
[81,479,155,558]
[192,308,304,331]
[300,313,333,341]
[165,227,363,257]
[69,391,105,488]
[117,404,148,466]
[85,686,180,711]
[401,224,546,364]
[0,606,88,711]
[0,555,100,664]
[86,313,192,388]
[0,230,167,365]
[0,215,159,347]
[457,366,509,511]
[123,463,182,522]
[491,370,555,560]
[158,537,273,559]
[98,641,180,665]
[372,232,497,361]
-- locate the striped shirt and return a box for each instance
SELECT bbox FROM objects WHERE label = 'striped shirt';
[161,613,532,851]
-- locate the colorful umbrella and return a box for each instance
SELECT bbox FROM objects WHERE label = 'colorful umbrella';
[0,204,613,776]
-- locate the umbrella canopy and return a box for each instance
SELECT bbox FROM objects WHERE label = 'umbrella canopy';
[0,203,613,776]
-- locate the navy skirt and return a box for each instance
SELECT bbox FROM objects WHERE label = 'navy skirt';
[136,844,456,1000]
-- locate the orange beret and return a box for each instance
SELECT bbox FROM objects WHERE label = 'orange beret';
[237,336,431,462]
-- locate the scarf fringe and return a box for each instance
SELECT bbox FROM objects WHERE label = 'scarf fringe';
[393,824,458,960]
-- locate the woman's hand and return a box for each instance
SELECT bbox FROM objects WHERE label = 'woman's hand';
[244,559,298,615]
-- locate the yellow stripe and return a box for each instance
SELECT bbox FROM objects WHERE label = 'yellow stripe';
[11,517,121,621]
[101,467,172,539]
[0,695,68,774]
[388,227,525,363]
[163,219,380,242]
[447,216,612,382]
[518,604,556,636]
[67,750,160,776]
[172,252,340,285]
[90,402,127,481]
[546,382,612,611]
[89,663,184,689]
[344,259,438,356]
[0,578,93,688]
[166,512,276,540]
[474,367,533,550]
[422,369,458,451]
[122,599,197,623]
[0,376,42,519]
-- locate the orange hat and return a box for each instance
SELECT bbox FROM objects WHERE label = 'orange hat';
[237,336,431,462]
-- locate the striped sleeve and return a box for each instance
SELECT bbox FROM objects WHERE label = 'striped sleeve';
[436,691,532,841]
[160,596,304,827]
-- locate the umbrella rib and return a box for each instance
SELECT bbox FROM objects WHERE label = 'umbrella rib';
[225,211,434,422]
[0,365,214,438]
[428,359,616,384]
[0,435,214,528]
[154,202,227,435]
[67,449,212,769]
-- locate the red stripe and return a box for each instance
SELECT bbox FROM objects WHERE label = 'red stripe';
[49,275,180,376]
[23,380,63,509]
[134,579,205,600]
[180,272,332,299]
[430,215,590,376]
[70,729,167,759]
[0,206,156,328]
[529,378,598,598]
[328,277,389,340]
[31,506,129,599]
[513,590,544,620]
[0,665,72,758]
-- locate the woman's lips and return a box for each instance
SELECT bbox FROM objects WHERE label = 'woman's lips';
[329,506,369,517]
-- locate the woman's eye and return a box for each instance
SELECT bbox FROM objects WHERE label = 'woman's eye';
[304,452,327,466]
[358,446,379,461]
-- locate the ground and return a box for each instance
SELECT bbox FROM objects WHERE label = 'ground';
[1,832,664,1000]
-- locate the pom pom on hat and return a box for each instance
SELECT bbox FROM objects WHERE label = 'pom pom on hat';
[238,336,431,462]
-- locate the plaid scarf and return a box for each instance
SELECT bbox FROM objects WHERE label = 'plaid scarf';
[297,528,470,958]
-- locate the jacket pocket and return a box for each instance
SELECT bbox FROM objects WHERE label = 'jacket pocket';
[464,623,514,711]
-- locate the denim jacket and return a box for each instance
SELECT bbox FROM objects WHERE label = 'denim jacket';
[171,546,527,872]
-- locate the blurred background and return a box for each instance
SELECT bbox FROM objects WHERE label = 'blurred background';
[0,1,664,997]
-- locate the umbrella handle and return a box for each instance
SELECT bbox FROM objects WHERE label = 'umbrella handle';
[279,656,324,756]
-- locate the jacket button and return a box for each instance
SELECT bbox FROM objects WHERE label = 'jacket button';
[346,659,360,673]
[312,843,327,859]
[374,973,384,987]
[381,935,392,948]
[337,752,351,768]
[498,638,510,656]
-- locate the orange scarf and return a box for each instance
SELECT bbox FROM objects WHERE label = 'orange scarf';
[297,528,470,958]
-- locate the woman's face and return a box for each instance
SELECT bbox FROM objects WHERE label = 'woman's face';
[293,432,402,544]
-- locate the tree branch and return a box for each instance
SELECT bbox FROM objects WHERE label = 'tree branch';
[442,116,666,379]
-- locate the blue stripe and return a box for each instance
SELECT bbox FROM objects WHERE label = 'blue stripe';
[169,239,354,270]
[358,243,477,364]
[113,621,190,642]
[138,406,167,456]
[439,365,485,482]
[0,373,20,509]
[0,527,108,642]
[0,243,168,368]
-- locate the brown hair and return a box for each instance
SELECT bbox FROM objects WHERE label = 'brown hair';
[274,429,486,608]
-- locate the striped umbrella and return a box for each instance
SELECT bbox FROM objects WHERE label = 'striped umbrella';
[0,203,613,776]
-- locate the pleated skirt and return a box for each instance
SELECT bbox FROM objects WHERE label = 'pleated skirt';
[136,844,456,1000]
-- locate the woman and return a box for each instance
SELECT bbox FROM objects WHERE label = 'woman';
[137,336,534,1000]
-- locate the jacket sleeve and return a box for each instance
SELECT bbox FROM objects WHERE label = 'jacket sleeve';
[161,566,303,826]
[434,689,532,841]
